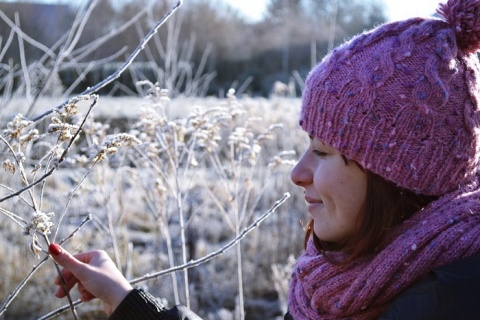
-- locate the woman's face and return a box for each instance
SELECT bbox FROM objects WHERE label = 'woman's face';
[291,136,367,244]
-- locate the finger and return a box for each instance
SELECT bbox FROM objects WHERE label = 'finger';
[54,268,75,286]
[49,244,90,279]
[78,282,96,302]
[55,273,79,298]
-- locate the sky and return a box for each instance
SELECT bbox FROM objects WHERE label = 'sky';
[226,0,443,22]
[1,0,444,22]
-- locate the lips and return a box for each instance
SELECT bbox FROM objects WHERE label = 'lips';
[305,196,322,204]
[305,196,323,215]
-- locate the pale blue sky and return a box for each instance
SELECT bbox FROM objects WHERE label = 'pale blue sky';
[227,0,442,22]
[1,0,443,22]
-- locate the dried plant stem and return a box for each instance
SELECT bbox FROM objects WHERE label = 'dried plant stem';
[58,214,92,245]
[0,183,31,207]
[40,193,290,319]
[37,299,82,320]
[0,135,36,207]
[15,13,32,99]
[0,256,49,316]
[129,193,290,284]
[159,217,181,304]
[30,0,183,124]
[0,207,27,228]
[42,234,79,320]
[170,132,190,307]
[0,95,98,203]
[0,10,55,58]
[51,259,79,319]
[53,163,96,242]
[143,188,181,304]
[0,212,92,317]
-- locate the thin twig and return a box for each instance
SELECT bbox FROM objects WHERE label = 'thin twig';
[0,10,56,58]
[42,234,79,320]
[37,299,82,320]
[0,210,90,318]
[30,0,183,124]
[130,192,290,284]
[0,256,49,316]
[0,95,98,203]
[53,161,95,242]
[58,214,92,245]
[0,132,37,208]
[38,193,290,319]
[0,207,27,227]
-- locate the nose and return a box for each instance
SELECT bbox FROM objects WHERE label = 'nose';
[290,151,311,187]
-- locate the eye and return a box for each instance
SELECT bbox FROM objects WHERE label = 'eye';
[312,149,327,157]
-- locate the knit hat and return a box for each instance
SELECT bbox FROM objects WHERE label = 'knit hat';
[300,0,480,196]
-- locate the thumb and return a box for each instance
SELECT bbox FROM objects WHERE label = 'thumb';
[49,243,85,275]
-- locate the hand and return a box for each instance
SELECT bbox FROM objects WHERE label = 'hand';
[49,243,133,316]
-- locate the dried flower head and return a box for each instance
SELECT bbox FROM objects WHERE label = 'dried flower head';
[48,117,80,142]
[16,151,26,163]
[93,133,141,163]
[268,150,297,170]
[25,211,55,236]
[55,101,79,119]
[139,81,170,111]
[19,129,39,145]
[3,114,33,140]
[29,233,43,259]
[25,210,55,257]
[3,159,15,174]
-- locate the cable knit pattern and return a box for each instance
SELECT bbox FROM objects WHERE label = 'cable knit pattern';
[299,0,480,196]
[289,179,480,319]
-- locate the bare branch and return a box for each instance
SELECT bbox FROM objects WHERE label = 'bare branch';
[30,0,184,124]
[37,192,290,319]
[53,166,95,242]
[129,192,290,284]
[59,215,92,245]
[0,95,98,203]
[0,10,56,59]
[0,256,49,316]
[41,234,79,320]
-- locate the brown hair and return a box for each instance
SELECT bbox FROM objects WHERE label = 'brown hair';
[304,170,438,264]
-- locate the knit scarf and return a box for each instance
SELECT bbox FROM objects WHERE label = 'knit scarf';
[288,180,480,319]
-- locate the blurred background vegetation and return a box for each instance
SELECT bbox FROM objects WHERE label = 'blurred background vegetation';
[0,0,388,97]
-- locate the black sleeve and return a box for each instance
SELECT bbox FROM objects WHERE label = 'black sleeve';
[109,288,202,320]
[378,254,480,320]
[284,310,295,320]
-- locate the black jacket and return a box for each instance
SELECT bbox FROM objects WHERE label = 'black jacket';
[378,253,480,320]
[109,289,202,320]
[111,254,480,320]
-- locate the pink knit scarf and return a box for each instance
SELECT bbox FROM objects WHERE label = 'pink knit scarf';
[288,180,480,319]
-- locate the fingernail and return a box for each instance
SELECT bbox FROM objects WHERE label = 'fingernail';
[81,291,88,301]
[49,243,62,256]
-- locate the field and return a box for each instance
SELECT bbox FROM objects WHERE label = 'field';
[0,94,309,320]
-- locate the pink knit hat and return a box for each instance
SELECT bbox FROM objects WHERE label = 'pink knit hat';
[300,0,480,196]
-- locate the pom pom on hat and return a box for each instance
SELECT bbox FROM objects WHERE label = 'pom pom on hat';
[300,0,480,196]
[437,0,480,54]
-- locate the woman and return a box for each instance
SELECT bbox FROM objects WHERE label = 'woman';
[50,0,480,318]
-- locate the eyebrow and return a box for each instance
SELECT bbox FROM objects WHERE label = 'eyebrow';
[309,135,325,147]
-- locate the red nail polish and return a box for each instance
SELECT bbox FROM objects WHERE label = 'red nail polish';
[49,243,62,256]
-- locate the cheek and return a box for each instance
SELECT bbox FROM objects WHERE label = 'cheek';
[316,167,366,216]
[338,172,367,218]
[312,168,335,196]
